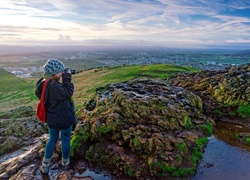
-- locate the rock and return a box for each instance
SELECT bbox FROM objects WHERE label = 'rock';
[72,78,212,179]
[0,135,46,179]
[167,64,250,124]
[0,110,47,155]
[0,106,35,119]
[204,162,214,168]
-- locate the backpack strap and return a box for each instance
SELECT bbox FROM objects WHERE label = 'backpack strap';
[40,79,50,101]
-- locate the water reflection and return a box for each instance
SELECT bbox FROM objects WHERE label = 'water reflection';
[192,120,250,180]
[214,120,250,151]
[75,169,111,180]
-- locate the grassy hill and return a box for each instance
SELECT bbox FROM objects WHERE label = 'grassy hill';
[0,64,199,112]
[0,69,37,112]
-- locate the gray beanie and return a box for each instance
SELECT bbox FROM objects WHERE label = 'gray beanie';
[43,59,65,75]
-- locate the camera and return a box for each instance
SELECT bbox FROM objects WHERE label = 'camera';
[64,68,76,74]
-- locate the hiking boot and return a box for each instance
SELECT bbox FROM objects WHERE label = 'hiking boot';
[40,162,50,174]
[62,159,70,170]
[40,158,50,174]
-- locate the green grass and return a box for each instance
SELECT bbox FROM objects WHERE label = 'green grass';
[103,64,198,81]
[0,64,199,112]
[73,64,199,109]
[0,68,37,112]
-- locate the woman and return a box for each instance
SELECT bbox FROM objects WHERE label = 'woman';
[35,59,76,174]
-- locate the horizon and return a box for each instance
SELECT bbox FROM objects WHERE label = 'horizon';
[1,0,250,49]
[0,44,248,56]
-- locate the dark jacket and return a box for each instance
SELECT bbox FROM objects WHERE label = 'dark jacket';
[35,73,76,130]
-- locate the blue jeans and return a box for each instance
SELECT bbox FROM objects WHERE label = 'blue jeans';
[44,126,72,160]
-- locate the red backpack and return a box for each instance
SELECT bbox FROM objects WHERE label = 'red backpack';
[36,79,50,123]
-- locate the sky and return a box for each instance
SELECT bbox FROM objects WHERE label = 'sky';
[1,0,250,49]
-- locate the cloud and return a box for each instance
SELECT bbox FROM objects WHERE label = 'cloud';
[57,34,72,41]
[0,0,249,49]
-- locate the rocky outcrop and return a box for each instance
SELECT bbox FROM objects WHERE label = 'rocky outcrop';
[0,106,110,180]
[0,106,47,155]
[73,79,213,179]
[167,64,250,125]
[0,106,47,179]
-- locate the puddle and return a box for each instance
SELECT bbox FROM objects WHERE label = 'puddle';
[192,120,250,180]
[75,169,111,180]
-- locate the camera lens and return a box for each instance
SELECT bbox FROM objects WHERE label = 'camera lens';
[64,68,76,74]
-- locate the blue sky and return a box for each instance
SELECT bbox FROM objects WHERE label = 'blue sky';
[1,0,250,49]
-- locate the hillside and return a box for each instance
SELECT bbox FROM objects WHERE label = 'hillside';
[0,64,199,112]
[0,69,37,112]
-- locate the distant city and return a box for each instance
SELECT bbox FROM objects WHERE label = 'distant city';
[4,66,43,78]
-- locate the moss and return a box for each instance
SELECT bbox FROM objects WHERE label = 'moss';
[191,147,202,164]
[178,141,188,156]
[70,125,90,156]
[214,109,222,115]
[185,117,191,130]
[113,156,121,165]
[97,124,112,136]
[123,165,135,177]
[243,137,250,144]
[149,162,175,176]
[85,150,91,161]
[176,154,182,161]
[92,119,120,140]
[237,104,250,118]
[196,137,208,150]
[132,135,142,151]
[229,110,237,116]
[149,162,194,177]
[191,137,208,164]
[204,122,213,135]
[172,167,195,177]
[0,147,6,155]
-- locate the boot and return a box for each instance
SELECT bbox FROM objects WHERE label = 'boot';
[62,158,70,170]
[40,158,50,174]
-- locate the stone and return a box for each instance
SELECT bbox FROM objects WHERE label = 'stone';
[73,78,211,178]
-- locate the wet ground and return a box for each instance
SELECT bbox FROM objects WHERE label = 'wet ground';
[192,120,250,180]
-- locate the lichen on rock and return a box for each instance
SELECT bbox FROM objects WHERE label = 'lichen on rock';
[72,78,213,178]
[167,64,250,123]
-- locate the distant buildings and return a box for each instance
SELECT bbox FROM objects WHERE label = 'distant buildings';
[4,66,43,78]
